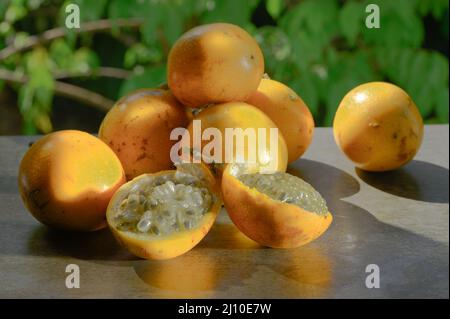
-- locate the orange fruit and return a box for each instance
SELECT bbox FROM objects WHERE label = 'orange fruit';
[106,163,222,260]
[18,130,126,231]
[185,102,288,175]
[167,23,264,108]
[247,78,315,163]
[99,88,190,180]
[333,82,424,171]
[222,165,332,248]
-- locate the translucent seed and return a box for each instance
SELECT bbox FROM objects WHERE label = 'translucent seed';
[192,192,203,206]
[184,219,194,230]
[137,218,152,232]
[151,225,160,235]
[127,194,140,210]
[119,198,128,210]
[166,181,175,192]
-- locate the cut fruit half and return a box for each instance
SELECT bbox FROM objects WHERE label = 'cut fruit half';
[222,166,333,248]
[106,164,222,260]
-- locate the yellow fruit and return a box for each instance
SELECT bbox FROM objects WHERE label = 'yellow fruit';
[106,164,222,260]
[222,166,333,248]
[247,78,315,163]
[168,23,264,108]
[18,130,126,231]
[185,102,288,175]
[333,82,424,171]
[99,88,190,180]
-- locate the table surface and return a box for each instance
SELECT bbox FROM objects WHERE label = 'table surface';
[0,126,448,299]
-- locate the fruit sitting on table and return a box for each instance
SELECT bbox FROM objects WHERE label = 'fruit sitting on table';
[18,130,126,231]
[222,165,333,248]
[106,163,221,260]
[333,82,423,172]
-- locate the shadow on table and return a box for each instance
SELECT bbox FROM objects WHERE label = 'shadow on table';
[356,160,449,203]
[27,226,136,262]
[7,159,446,297]
[133,159,448,298]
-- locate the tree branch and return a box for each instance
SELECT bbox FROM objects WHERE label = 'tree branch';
[54,67,131,80]
[0,18,143,61]
[0,68,114,112]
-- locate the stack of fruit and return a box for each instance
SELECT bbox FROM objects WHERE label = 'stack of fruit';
[18,23,424,260]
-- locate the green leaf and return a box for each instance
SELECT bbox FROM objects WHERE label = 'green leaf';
[108,0,148,19]
[49,39,73,69]
[19,84,52,133]
[323,52,380,125]
[266,0,284,19]
[378,48,449,118]
[5,1,27,23]
[22,118,38,135]
[164,5,184,45]
[34,112,52,133]
[25,48,54,89]
[124,43,163,69]
[18,84,34,116]
[289,71,321,119]
[63,0,107,22]
[254,26,291,71]
[201,0,259,26]
[71,47,100,73]
[139,2,187,46]
[13,31,30,49]
[119,65,167,97]
[279,0,339,70]
[418,0,449,19]
[0,1,10,19]
[339,1,365,46]
[362,0,424,48]
[27,0,44,10]
[21,48,55,133]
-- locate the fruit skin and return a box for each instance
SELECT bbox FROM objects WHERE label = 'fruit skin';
[168,23,264,108]
[221,168,333,248]
[186,102,288,174]
[333,82,424,172]
[18,130,126,231]
[247,78,315,163]
[106,170,222,260]
[99,88,190,180]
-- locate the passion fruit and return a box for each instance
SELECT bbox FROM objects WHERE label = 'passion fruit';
[222,166,333,248]
[333,82,424,172]
[106,164,222,260]
[18,130,126,231]
[185,102,288,175]
[247,78,315,163]
[167,23,265,108]
[99,88,190,180]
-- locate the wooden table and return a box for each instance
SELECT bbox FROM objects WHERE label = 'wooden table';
[0,126,448,298]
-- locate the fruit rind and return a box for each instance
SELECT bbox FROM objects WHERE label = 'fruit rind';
[106,169,221,260]
[222,168,332,248]
[246,78,315,163]
[98,88,189,180]
[333,82,423,172]
[168,23,265,108]
[18,130,125,231]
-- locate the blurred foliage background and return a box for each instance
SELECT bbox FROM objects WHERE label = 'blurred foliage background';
[0,0,448,135]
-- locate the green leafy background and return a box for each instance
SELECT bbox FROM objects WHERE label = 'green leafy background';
[0,0,448,134]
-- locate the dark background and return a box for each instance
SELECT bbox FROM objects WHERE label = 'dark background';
[0,0,448,135]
